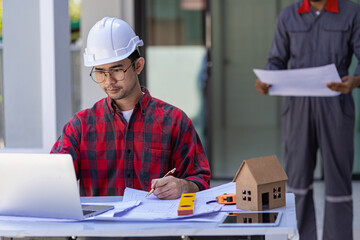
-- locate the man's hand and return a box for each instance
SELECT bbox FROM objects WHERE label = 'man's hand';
[326,75,360,94]
[255,78,272,95]
[151,176,199,200]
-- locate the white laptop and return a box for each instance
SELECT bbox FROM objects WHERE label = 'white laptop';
[0,153,114,220]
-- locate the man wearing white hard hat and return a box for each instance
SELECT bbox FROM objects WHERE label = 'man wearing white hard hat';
[51,17,211,199]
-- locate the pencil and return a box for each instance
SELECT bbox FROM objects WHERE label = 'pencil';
[145,168,176,197]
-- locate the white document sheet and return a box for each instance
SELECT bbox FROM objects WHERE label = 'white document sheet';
[91,200,141,219]
[116,188,222,221]
[195,182,236,203]
[253,64,341,97]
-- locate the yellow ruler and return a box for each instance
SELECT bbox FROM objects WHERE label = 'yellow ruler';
[177,193,196,216]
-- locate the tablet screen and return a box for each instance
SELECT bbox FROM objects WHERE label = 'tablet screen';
[220,212,281,227]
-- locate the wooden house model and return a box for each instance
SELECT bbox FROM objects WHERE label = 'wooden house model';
[232,155,288,211]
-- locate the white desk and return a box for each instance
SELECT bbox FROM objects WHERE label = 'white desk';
[0,194,298,240]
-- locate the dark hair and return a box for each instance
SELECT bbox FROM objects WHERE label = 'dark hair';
[128,49,141,70]
[128,48,141,62]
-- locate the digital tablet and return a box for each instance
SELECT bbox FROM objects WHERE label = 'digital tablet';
[219,212,282,227]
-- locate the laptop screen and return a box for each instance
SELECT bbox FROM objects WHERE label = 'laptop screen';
[0,153,113,220]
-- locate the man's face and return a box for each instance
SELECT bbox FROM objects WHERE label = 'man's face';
[94,58,139,101]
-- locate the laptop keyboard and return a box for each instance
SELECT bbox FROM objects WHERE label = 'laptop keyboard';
[83,210,96,215]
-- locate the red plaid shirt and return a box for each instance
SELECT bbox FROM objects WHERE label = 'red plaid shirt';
[51,87,210,196]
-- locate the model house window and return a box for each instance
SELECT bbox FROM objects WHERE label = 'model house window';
[243,217,252,223]
[273,186,282,199]
[242,189,251,201]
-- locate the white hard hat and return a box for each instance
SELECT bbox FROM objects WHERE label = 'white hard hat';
[83,17,143,67]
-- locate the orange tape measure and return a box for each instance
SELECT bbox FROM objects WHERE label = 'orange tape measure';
[206,193,236,205]
[217,193,236,205]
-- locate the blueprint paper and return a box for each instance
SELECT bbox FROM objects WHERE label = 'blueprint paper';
[116,188,222,221]
[253,64,341,97]
[91,200,141,219]
[195,182,236,202]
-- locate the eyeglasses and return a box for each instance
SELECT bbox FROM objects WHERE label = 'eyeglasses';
[90,61,135,84]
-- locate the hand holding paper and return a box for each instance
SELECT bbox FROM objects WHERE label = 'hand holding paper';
[253,64,341,97]
[326,75,360,94]
[255,78,272,95]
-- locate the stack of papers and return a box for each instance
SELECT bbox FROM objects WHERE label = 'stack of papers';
[98,187,223,222]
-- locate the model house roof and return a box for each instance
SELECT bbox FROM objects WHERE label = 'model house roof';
[232,155,288,185]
